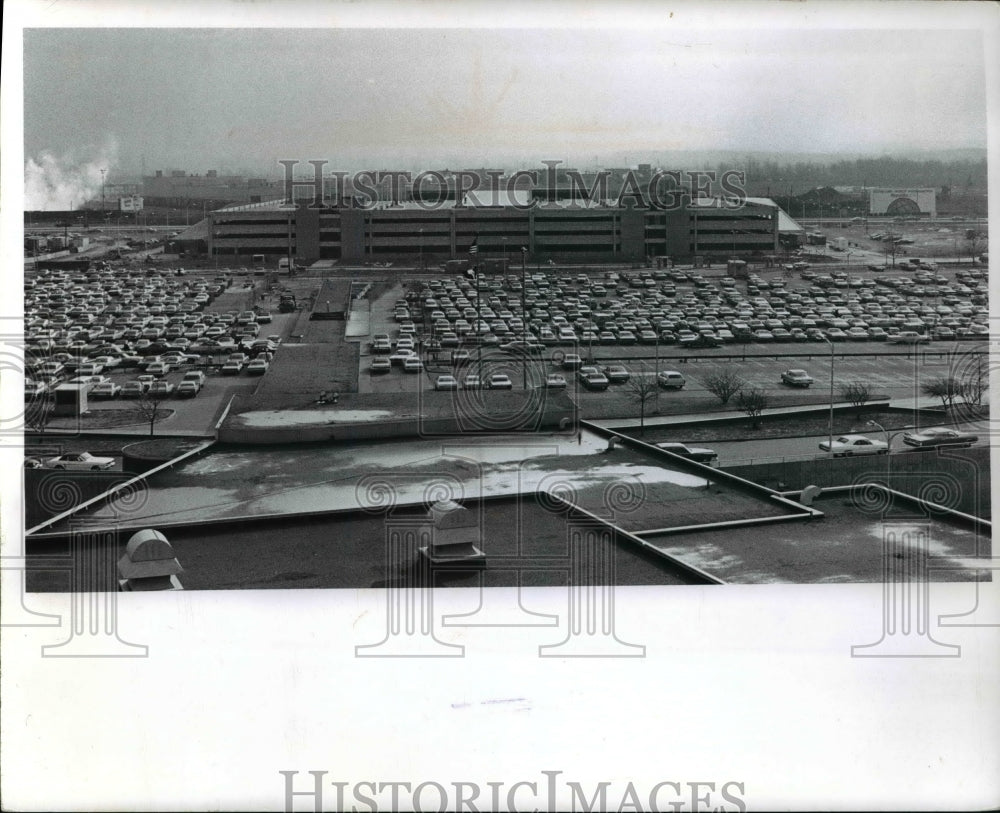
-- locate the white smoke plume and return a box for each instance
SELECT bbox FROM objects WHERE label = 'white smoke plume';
[24,140,120,211]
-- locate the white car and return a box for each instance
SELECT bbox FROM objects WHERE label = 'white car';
[544,374,567,389]
[43,452,115,471]
[657,370,685,390]
[818,434,888,457]
[435,375,458,391]
[488,374,513,390]
[781,369,814,387]
[90,382,122,399]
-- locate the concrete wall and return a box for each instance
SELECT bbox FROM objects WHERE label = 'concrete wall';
[722,445,990,517]
[218,401,576,444]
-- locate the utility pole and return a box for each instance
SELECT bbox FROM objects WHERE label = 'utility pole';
[100,168,107,214]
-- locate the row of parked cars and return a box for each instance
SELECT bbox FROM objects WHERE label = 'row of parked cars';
[25,263,284,400]
[386,263,988,357]
[426,364,687,393]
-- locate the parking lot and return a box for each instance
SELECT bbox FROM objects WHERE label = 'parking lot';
[23,252,989,445]
[24,263,305,437]
[353,260,989,414]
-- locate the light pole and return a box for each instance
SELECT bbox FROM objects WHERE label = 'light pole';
[866,420,904,484]
[100,168,107,214]
[820,336,835,457]
[419,228,424,272]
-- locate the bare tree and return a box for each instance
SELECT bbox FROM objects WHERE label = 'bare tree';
[702,366,746,406]
[958,355,987,416]
[965,230,987,265]
[134,389,170,437]
[921,376,963,413]
[736,386,769,429]
[626,370,661,436]
[840,380,873,417]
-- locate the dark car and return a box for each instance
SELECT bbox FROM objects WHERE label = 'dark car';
[655,442,718,463]
[902,427,978,449]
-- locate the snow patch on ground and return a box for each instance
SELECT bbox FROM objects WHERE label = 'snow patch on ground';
[238,409,398,427]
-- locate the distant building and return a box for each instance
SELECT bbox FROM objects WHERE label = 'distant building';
[196,195,783,265]
[868,188,937,217]
[118,195,144,212]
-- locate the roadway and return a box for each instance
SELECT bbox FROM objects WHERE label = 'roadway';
[707,419,990,466]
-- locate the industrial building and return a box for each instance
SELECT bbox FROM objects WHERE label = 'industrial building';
[200,195,787,266]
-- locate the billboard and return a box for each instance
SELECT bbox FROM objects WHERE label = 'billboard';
[118,195,145,212]
[868,188,936,217]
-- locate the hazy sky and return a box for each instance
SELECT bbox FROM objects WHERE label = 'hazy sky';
[23,26,988,178]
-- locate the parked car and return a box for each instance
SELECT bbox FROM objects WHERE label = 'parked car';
[24,380,48,400]
[561,353,584,370]
[892,331,928,344]
[246,358,269,375]
[403,357,424,373]
[90,382,122,399]
[463,374,483,389]
[148,380,174,397]
[121,380,149,398]
[580,371,610,391]
[488,374,513,390]
[176,381,200,398]
[602,364,630,384]
[499,340,543,354]
[221,360,244,375]
[818,434,888,456]
[544,374,567,389]
[435,375,458,391]
[655,442,718,463]
[182,371,206,391]
[781,369,814,387]
[657,370,685,390]
[370,357,391,374]
[43,452,115,471]
[902,427,978,449]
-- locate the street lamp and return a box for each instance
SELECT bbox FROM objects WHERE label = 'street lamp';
[866,420,904,483]
[820,336,836,457]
